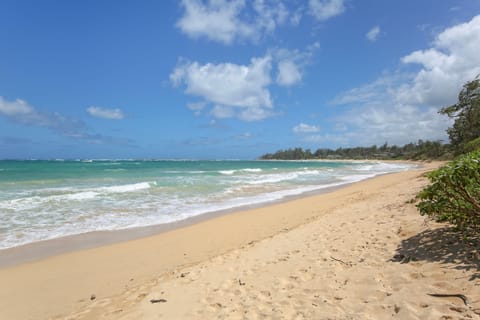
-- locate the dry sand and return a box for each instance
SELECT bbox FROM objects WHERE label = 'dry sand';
[0,162,479,319]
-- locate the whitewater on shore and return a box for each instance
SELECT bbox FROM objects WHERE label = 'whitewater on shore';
[0,159,415,250]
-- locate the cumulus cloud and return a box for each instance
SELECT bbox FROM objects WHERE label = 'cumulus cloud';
[273,42,320,87]
[277,60,302,87]
[176,0,253,44]
[87,106,124,120]
[277,60,302,86]
[171,56,275,121]
[366,26,380,42]
[176,0,295,44]
[328,71,453,146]
[293,123,321,133]
[312,15,480,147]
[399,15,480,107]
[253,0,289,35]
[173,42,320,120]
[308,0,345,21]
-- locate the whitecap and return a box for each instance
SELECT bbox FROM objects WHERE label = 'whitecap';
[99,181,156,193]
[241,168,263,173]
[219,170,236,175]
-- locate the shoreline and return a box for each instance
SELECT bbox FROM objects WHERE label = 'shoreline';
[3,161,475,320]
[0,161,419,268]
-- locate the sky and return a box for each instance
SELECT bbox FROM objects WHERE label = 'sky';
[1,0,480,159]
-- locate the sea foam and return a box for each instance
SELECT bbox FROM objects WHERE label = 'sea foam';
[0,160,414,250]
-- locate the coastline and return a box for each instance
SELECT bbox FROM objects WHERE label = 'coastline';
[0,159,415,253]
[2,160,478,319]
[0,160,419,268]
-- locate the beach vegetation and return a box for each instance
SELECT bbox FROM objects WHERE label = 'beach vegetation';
[464,137,480,153]
[417,150,480,235]
[440,77,480,155]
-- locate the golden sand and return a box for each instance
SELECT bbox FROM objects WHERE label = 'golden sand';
[0,161,478,319]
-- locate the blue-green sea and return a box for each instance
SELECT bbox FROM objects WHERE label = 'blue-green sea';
[0,160,414,249]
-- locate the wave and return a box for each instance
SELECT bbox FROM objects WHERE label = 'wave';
[219,168,263,175]
[0,182,157,210]
[0,161,417,250]
[98,182,155,193]
[219,170,235,175]
[354,162,413,172]
[242,169,325,185]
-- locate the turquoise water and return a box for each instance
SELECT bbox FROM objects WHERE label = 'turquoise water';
[0,160,414,249]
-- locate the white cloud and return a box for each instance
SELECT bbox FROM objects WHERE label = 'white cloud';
[176,0,254,44]
[308,0,345,21]
[0,97,129,145]
[176,0,295,44]
[171,56,274,121]
[366,26,380,42]
[211,105,236,119]
[293,123,320,133]
[87,106,124,120]
[0,96,71,128]
[173,43,320,120]
[273,43,320,87]
[318,15,480,147]
[0,97,79,134]
[329,72,453,146]
[0,97,34,116]
[277,60,302,86]
[399,15,480,107]
[253,0,289,35]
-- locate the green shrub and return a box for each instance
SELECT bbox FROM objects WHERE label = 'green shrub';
[465,137,480,152]
[417,150,480,234]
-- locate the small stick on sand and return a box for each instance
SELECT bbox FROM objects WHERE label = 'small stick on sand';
[150,299,167,304]
[330,256,351,266]
[427,293,469,306]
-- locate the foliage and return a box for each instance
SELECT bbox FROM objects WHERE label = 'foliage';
[259,140,451,160]
[464,136,480,153]
[417,150,480,234]
[440,77,480,155]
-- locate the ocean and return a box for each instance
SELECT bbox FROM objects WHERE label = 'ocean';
[0,159,415,250]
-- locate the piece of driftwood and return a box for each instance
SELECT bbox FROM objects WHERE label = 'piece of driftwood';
[150,299,167,304]
[427,293,469,306]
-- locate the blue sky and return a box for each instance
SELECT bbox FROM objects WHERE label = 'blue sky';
[1,0,480,159]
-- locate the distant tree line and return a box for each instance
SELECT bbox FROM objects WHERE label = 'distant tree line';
[260,140,451,161]
[262,76,480,162]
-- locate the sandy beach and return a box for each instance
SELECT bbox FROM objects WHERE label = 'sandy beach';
[0,161,479,319]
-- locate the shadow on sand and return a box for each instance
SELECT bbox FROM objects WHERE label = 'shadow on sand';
[393,227,479,281]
